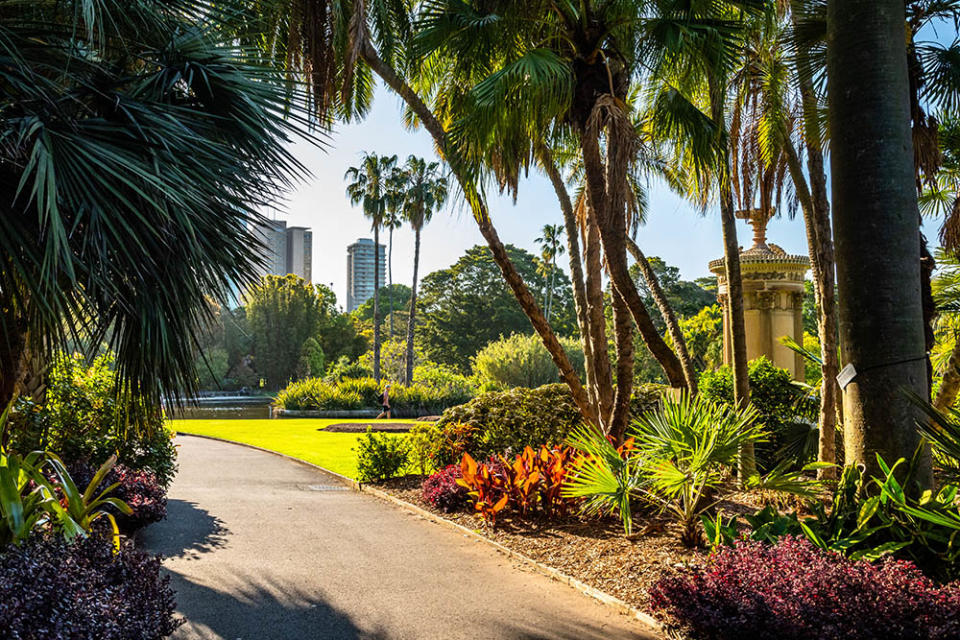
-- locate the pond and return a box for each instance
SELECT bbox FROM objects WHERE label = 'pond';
[167,399,275,420]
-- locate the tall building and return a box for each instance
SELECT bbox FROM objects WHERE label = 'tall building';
[346,238,385,312]
[249,219,313,282]
[286,226,313,282]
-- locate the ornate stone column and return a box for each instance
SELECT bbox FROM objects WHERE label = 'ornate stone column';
[709,218,811,381]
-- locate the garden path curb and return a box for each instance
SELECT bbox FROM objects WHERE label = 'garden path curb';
[174,432,664,638]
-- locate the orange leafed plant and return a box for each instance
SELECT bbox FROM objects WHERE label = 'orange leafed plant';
[456,453,509,525]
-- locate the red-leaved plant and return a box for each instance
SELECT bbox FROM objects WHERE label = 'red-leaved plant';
[649,536,960,640]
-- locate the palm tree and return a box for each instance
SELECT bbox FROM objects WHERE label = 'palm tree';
[827,0,931,487]
[384,166,407,339]
[400,156,448,385]
[535,225,565,322]
[345,152,397,383]
[245,0,598,424]
[0,0,313,409]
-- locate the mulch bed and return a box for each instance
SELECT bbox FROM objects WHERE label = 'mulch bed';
[371,476,753,612]
[323,422,419,433]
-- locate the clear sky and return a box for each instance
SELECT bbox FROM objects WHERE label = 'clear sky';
[275,84,812,310]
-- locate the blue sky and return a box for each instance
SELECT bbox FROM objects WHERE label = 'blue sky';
[275,85,812,309]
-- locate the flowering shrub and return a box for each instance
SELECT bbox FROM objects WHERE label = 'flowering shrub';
[421,465,470,512]
[649,537,960,640]
[69,461,167,534]
[0,535,182,639]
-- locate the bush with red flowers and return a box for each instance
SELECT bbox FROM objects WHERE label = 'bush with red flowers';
[421,464,470,512]
[0,535,182,639]
[648,536,960,640]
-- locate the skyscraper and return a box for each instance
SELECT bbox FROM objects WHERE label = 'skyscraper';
[251,219,288,280]
[346,238,385,312]
[285,226,313,282]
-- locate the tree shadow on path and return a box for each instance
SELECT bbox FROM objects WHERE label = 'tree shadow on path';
[166,570,390,640]
[138,499,229,560]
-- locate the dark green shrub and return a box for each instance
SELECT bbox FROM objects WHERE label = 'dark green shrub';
[323,356,372,382]
[700,357,806,469]
[432,383,663,465]
[354,429,410,482]
[9,354,178,487]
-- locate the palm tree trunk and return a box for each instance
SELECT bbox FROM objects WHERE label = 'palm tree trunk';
[610,290,635,442]
[784,140,839,478]
[827,0,932,488]
[538,145,607,421]
[579,126,687,390]
[404,227,422,386]
[547,260,556,321]
[388,225,394,338]
[585,205,615,426]
[360,41,597,425]
[372,224,381,383]
[709,75,754,481]
[626,237,698,394]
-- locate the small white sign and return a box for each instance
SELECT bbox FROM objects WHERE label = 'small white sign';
[837,363,857,389]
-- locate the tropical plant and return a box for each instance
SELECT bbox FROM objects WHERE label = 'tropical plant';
[346,152,397,383]
[0,0,314,410]
[401,156,448,385]
[421,464,470,512]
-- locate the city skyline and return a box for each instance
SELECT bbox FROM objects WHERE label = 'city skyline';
[345,238,386,312]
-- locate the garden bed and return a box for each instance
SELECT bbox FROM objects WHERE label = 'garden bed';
[324,421,419,433]
[371,476,767,611]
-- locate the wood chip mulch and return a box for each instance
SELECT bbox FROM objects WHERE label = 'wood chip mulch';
[322,422,418,433]
[372,476,733,612]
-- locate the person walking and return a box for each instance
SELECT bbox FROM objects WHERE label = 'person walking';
[376,384,392,419]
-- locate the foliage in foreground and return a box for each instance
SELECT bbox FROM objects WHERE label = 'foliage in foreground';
[0,535,182,640]
[9,353,178,487]
[68,461,167,536]
[421,464,470,512]
[649,537,960,640]
[564,395,767,545]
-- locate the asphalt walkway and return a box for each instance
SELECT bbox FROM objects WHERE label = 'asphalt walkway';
[140,435,656,640]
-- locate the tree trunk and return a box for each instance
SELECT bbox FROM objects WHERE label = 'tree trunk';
[359,42,597,424]
[372,224,381,383]
[934,333,960,411]
[388,225,394,338]
[579,126,687,390]
[584,204,616,427]
[537,145,601,414]
[404,227,422,386]
[610,290,635,442]
[709,76,754,481]
[827,0,932,488]
[626,237,698,394]
[547,261,556,321]
[784,139,839,479]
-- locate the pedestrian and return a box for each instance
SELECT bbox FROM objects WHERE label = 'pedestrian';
[376,383,392,419]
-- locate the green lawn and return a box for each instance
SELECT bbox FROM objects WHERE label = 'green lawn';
[169,418,412,479]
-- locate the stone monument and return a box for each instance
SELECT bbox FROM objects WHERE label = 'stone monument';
[709,208,810,381]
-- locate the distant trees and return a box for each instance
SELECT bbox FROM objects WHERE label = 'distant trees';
[418,245,578,371]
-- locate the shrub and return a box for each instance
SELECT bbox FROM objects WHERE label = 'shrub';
[9,353,178,486]
[354,429,409,482]
[323,355,372,382]
[275,376,472,417]
[68,461,167,535]
[412,362,477,397]
[648,536,960,640]
[700,356,806,469]
[434,383,662,465]
[472,333,584,389]
[407,423,442,476]
[421,465,470,512]
[0,535,182,639]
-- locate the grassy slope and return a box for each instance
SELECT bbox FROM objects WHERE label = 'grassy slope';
[169,418,411,479]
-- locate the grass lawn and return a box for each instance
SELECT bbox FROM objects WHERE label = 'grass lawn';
[169,418,412,479]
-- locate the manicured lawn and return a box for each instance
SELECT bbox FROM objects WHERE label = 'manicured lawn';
[169,418,412,479]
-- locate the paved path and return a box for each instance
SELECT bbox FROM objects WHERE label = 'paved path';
[141,436,656,640]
